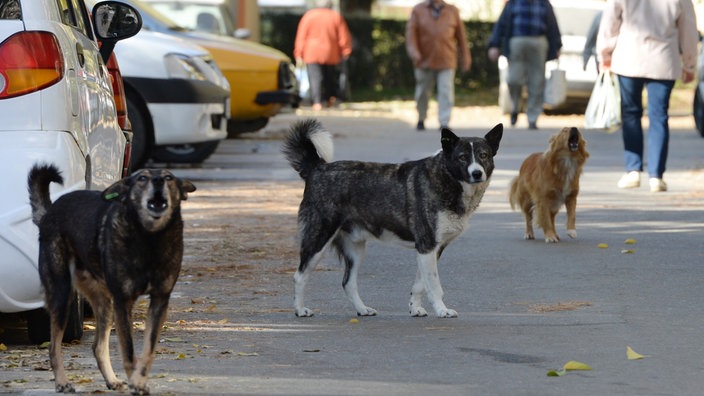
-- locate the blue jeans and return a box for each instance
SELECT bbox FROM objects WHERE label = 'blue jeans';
[617,75,674,178]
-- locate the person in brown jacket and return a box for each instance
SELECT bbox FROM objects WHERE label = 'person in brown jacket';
[294,0,352,111]
[405,0,471,130]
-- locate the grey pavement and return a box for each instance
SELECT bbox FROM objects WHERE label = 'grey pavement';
[7,106,704,395]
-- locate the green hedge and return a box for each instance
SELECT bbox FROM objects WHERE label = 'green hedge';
[261,12,498,100]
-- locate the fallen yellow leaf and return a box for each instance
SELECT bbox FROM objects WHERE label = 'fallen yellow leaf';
[621,249,634,254]
[624,238,637,245]
[349,318,359,324]
[0,343,7,351]
[598,243,609,249]
[563,360,592,371]
[627,345,645,360]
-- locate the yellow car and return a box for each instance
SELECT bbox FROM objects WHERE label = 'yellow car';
[123,0,300,134]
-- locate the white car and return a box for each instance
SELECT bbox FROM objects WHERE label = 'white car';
[0,0,141,342]
[498,0,604,112]
[86,0,231,168]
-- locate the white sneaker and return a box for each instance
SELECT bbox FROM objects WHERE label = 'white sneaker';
[649,178,667,192]
[617,171,640,188]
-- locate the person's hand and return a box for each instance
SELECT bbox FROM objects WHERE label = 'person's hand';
[599,59,611,72]
[683,70,695,84]
[296,57,303,67]
[487,47,500,63]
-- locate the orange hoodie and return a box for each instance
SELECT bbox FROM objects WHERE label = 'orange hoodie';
[294,7,352,65]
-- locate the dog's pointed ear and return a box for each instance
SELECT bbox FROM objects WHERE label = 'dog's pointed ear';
[178,179,196,200]
[102,178,131,202]
[441,128,459,154]
[484,123,503,156]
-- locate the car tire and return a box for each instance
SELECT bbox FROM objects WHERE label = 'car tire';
[126,91,152,169]
[26,294,84,344]
[693,86,704,138]
[151,140,220,163]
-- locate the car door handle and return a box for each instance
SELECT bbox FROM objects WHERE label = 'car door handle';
[75,42,85,67]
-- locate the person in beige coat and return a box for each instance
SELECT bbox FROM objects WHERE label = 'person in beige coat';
[405,0,471,131]
[596,0,698,192]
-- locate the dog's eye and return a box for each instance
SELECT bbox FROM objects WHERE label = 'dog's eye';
[479,152,489,160]
[458,153,468,162]
[164,175,173,181]
[137,175,147,182]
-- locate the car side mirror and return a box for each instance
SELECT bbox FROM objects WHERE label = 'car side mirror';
[92,1,143,63]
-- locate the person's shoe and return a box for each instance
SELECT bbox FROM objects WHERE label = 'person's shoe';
[528,122,538,130]
[617,171,640,189]
[649,178,667,192]
[416,121,425,131]
[510,112,518,126]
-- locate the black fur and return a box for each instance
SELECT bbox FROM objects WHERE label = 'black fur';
[283,119,502,318]
[28,164,195,395]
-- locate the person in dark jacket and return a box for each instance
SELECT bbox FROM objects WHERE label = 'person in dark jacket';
[488,0,562,129]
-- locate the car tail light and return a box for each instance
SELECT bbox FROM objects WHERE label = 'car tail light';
[0,31,64,99]
[106,53,128,130]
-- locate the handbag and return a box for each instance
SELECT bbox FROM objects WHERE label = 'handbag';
[544,64,567,107]
[584,70,621,131]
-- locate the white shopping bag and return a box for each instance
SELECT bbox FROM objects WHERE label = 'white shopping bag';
[544,67,567,107]
[295,64,310,102]
[584,70,621,131]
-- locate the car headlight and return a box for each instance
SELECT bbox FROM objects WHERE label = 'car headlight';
[164,53,207,80]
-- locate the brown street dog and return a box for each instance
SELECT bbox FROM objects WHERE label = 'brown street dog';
[27,164,195,395]
[509,127,589,243]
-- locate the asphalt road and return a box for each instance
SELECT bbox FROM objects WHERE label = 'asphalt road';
[6,105,704,395]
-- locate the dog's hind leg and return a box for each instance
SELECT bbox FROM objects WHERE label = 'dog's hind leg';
[416,250,457,318]
[40,250,75,393]
[294,219,339,317]
[409,267,428,317]
[520,197,535,240]
[565,193,578,239]
[336,233,377,316]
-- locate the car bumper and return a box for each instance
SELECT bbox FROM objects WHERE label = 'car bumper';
[124,77,229,145]
[255,89,301,107]
[0,131,87,313]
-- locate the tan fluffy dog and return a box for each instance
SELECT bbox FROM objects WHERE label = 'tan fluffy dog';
[509,127,589,243]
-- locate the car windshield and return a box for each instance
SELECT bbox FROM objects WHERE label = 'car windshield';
[0,0,21,19]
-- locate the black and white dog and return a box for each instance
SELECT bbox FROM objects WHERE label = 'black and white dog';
[282,119,502,318]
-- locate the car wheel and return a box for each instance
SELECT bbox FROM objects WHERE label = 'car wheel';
[26,294,84,344]
[693,86,704,138]
[151,140,220,164]
[126,91,152,169]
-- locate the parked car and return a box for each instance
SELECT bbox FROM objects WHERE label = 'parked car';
[122,0,300,134]
[498,0,604,113]
[0,0,141,343]
[145,0,253,39]
[87,0,231,168]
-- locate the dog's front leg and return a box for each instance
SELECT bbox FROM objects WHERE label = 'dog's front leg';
[565,193,578,239]
[129,295,170,395]
[113,300,137,380]
[416,251,457,318]
[537,203,560,243]
[91,296,128,392]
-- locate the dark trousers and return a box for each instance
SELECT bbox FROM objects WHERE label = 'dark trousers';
[306,63,338,105]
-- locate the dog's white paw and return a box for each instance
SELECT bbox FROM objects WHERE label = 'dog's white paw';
[437,308,458,318]
[544,235,560,243]
[295,307,314,317]
[567,229,577,239]
[107,380,128,392]
[357,307,378,316]
[524,232,534,240]
[410,306,428,317]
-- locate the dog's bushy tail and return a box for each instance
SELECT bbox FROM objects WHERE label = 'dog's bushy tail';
[282,118,333,179]
[28,164,63,226]
[508,176,519,211]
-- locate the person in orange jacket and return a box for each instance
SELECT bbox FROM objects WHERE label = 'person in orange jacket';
[294,0,352,111]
